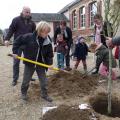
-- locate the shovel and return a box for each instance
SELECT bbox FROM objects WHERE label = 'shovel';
[82,67,95,78]
[8,53,71,74]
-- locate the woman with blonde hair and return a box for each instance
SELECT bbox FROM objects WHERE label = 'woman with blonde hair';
[12,21,53,102]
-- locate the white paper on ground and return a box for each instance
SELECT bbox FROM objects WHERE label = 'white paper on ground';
[79,103,90,109]
[42,104,90,116]
[42,106,57,115]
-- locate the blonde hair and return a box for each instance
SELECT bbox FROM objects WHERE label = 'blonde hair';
[36,21,51,34]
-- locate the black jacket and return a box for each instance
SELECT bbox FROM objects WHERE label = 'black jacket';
[95,45,116,70]
[13,31,53,67]
[74,42,88,60]
[5,15,36,40]
[54,26,72,45]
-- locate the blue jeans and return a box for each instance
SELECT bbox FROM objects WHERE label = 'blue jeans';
[57,53,64,69]
[65,43,71,67]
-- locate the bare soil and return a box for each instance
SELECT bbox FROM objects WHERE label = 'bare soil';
[89,92,120,118]
[48,71,99,98]
[1,46,120,120]
[42,105,96,120]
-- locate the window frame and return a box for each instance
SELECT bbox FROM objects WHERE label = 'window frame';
[72,10,77,30]
[89,1,97,27]
[79,6,86,28]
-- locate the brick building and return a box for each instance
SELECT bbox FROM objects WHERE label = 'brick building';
[59,0,116,38]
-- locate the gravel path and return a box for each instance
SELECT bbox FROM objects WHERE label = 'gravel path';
[1,45,120,120]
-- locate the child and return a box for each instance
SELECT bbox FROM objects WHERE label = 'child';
[74,36,88,72]
[89,43,116,80]
[55,33,68,69]
[12,21,53,102]
[70,36,78,59]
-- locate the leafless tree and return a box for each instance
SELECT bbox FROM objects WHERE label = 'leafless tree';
[102,0,120,114]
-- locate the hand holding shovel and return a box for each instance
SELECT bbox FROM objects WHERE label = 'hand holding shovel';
[10,54,18,59]
[8,53,71,74]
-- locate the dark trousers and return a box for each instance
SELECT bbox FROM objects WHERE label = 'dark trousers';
[13,48,22,82]
[65,43,71,67]
[74,59,87,70]
[21,65,47,96]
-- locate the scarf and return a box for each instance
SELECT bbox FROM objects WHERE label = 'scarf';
[95,24,103,45]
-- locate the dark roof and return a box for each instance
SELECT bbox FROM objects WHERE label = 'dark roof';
[59,0,80,14]
[31,13,69,22]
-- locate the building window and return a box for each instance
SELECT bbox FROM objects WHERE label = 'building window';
[72,10,77,29]
[79,6,85,28]
[89,2,97,27]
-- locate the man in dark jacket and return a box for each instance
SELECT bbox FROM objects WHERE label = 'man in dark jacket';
[12,21,53,102]
[54,21,72,71]
[4,6,36,86]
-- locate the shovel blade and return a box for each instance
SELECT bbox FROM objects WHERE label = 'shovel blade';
[82,67,95,78]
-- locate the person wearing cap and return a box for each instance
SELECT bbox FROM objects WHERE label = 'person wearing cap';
[4,6,36,86]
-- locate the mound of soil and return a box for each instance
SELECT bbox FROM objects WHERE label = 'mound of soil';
[48,71,99,98]
[42,105,93,120]
[89,92,120,118]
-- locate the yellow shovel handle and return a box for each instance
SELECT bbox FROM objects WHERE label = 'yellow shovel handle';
[8,54,59,71]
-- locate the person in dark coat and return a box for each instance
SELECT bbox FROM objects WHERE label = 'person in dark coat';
[4,6,36,86]
[74,36,88,72]
[12,21,53,102]
[55,33,68,69]
[54,21,72,71]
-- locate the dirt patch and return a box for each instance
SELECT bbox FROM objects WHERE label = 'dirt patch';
[42,105,97,120]
[89,92,120,118]
[48,71,99,98]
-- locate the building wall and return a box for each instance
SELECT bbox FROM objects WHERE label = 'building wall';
[63,11,69,19]
[64,0,120,38]
[69,0,98,37]
[48,22,54,38]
